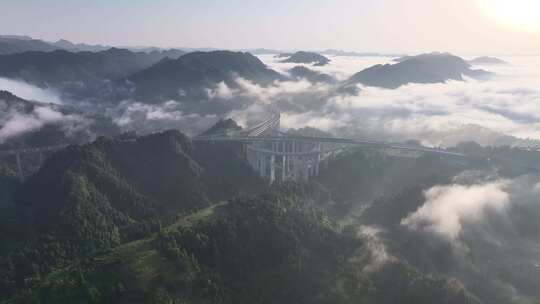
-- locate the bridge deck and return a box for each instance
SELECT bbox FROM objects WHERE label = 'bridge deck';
[194,135,464,157]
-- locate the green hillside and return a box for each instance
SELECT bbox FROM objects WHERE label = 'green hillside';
[0,130,503,304]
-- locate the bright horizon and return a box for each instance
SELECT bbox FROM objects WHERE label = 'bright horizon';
[2,0,539,56]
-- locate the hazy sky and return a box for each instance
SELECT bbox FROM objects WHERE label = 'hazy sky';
[1,0,539,54]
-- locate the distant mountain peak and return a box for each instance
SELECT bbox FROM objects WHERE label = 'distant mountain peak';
[0,35,34,40]
[0,90,22,101]
[54,38,76,47]
[348,52,492,89]
[128,50,284,103]
[288,66,336,84]
[281,51,331,66]
[201,118,242,136]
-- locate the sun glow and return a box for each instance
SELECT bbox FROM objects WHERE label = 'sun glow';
[480,0,540,32]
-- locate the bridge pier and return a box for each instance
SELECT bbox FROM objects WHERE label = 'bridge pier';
[15,153,24,182]
[270,154,275,184]
[282,155,286,181]
[244,138,327,184]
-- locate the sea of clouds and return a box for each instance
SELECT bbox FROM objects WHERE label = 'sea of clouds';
[2,51,540,302]
[251,54,540,147]
[1,52,539,148]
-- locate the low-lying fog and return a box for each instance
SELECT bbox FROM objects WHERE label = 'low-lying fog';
[1,52,539,148]
[254,54,540,147]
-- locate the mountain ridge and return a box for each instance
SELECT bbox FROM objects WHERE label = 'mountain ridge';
[347,52,492,89]
[127,50,285,102]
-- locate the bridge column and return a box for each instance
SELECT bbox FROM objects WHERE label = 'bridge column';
[282,155,286,182]
[38,151,43,168]
[285,141,290,175]
[270,142,277,184]
[315,142,322,176]
[15,153,24,182]
[270,155,275,184]
[302,156,309,181]
[291,140,297,180]
[260,153,266,179]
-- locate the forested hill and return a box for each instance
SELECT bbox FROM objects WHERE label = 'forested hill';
[128,51,285,102]
[0,129,267,299]
[0,48,186,88]
[14,129,264,246]
[2,184,477,304]
[347,52,491,89]
[0,128,483,304]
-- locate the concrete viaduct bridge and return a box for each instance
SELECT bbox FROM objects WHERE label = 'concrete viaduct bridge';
[194,111,463,184]
[0,111,462,184]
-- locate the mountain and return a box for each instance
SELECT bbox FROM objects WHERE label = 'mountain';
[0,90,125,185]
[5,189,478,304]
[319,145,540,303]
[0,90,33,107]
[0,35,185,54]
[0,90,65,148]
[51,38,110,52]
[347,52,492,89]
[0,129,264,264]
[281,51,331,66]
[200,118,242,136]
[0,90,119,148]
[3,188,350,303]
[468,56,508,65]
[411,123,540,148]
[288,66,336,84]
[0,36,111,55]
[127,51,285,102]
[243,48,283,55]
[4,128,519,303]
[148,48,186,59]
[0,35,34,40]
[0,129,263,300]
[274,52,292,58]
[0,48,185,86]
[0,165,18,207]
[123,46,187,58]
[0,90,76,147]
[0,36,60,55]
[0,48,187,99]
[1,164,477,304]
[321,49,404,57]
[177,47,220,52]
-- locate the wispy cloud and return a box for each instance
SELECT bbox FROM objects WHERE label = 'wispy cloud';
[106,100,219,136]
[249,54,540,147]
[0,106,84,143]
[0,77,62,104]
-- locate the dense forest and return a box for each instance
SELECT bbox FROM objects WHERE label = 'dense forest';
[2,128,540,303]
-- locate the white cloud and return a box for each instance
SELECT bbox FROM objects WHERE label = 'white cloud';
[112,100,184,126]
[257,54,395,81]
[401,181,510,241]
[4,53,540,148]
[234,77,331,101]
[210,77,334,128]
[280,111,346,131]
[0,106,83,143]
[356,225,396,272]
[108,100,218,136]
[206,81,237,99]
[0,77,63,104]
[252,54,540,147]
